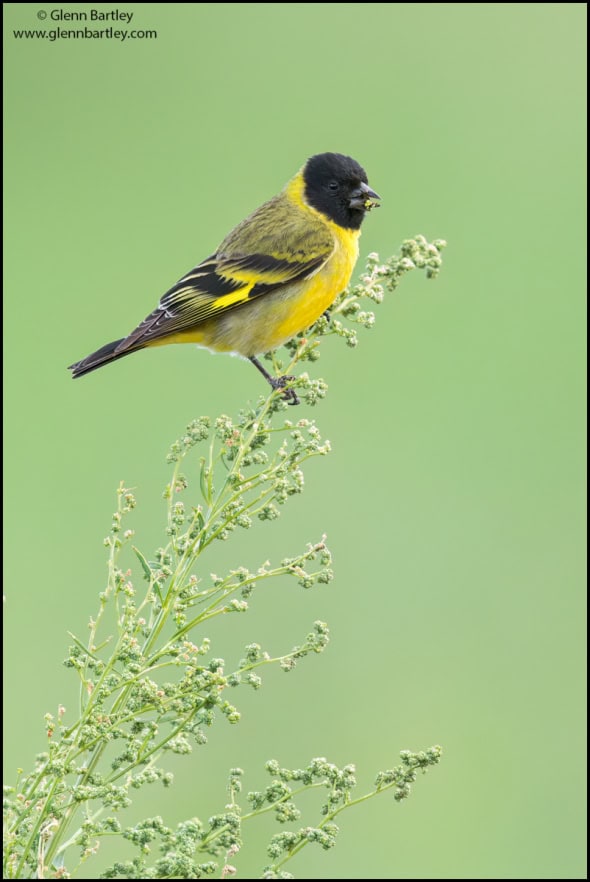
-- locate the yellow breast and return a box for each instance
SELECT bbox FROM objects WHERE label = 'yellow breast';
[270,173,360,343]
[271,232,359,343]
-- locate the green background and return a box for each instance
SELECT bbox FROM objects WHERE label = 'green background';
[3,3,586,878]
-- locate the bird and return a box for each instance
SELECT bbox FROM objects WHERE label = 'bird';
[68,152,380,404]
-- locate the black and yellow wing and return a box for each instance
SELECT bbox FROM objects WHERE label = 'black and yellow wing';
[119,253,325,350]
[68,193,334,377]
[112,194,334,354]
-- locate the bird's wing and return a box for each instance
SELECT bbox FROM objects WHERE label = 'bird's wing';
[116,197,334,352]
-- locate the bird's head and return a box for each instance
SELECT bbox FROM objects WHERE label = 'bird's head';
[303,152,380,230]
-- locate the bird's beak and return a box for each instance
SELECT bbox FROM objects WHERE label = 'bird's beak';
[349,182,381,211]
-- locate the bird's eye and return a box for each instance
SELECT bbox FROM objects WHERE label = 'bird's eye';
[328,181,339,191]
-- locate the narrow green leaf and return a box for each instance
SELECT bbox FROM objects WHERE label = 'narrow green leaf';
[132,546,153,582]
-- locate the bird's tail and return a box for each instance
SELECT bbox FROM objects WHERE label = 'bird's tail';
[68,339,145,378]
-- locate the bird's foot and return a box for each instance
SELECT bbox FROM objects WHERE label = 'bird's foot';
[270,375,300,405]
[248,356,300,405]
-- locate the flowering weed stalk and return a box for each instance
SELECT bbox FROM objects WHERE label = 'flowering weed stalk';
[3,237,446,879]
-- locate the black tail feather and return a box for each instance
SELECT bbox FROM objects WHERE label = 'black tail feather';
[68,338,144,378]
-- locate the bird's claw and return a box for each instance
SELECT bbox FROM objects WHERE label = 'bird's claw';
[270,375,300,406]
